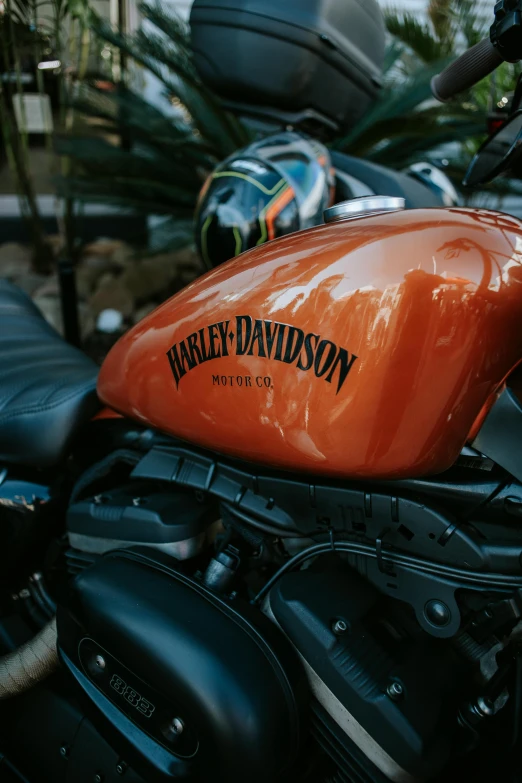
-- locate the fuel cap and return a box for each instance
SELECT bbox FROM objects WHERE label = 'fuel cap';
[324,196,406,223]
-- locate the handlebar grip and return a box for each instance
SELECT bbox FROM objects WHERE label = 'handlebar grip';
[431,38,503,103]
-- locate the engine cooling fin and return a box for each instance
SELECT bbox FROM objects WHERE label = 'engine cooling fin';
[310,701,390,783]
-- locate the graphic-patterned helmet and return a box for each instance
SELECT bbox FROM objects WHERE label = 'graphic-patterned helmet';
[195,132,333,267]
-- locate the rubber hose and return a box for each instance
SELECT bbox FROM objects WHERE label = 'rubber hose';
[0,617,58,699]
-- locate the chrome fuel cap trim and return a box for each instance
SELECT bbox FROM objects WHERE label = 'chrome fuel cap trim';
[324,196,406,223]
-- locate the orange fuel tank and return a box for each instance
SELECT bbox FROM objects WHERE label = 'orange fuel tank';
[98,208,522,479]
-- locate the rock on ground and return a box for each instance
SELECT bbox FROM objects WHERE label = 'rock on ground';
[0,243,33,280]
[0,238,204,360]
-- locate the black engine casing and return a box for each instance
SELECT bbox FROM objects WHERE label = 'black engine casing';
[67,483,216,558]
[269,560,468,781]
[57,548,304,783]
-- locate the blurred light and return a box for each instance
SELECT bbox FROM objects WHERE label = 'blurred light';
[38,60,61,70]
[101,47,112,60]
[97,309,123,334]
[488,118,505,135]
[94,80,115,91]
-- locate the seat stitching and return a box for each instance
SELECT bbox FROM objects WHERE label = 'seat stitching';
[0,377,87,411]
[0,307,51,321]
[0,383,98,425]
[0,334,58,343]
[39,374,94,406]
[0,286,98,429]
[0,365,96,411]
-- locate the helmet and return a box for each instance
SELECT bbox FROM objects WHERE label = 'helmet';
[406,162,460,207]
[195,132,334,268]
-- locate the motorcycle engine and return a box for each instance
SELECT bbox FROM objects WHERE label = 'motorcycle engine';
[57,457,478,782]
[59,529,467,783]
[58,547,304,783]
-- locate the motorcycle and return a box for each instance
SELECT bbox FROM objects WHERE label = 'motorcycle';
[3,2,522,783]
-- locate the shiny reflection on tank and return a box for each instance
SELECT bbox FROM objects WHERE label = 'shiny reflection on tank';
[98,208,522,479]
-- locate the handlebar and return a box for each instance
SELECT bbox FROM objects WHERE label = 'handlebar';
[431,38,503,103]
[431,1,522,103]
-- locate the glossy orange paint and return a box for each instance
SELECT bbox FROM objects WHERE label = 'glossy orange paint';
[93,407,124,421]
[97,208,522,479]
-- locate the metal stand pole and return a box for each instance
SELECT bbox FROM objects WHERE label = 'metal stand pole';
[58,257,81,348]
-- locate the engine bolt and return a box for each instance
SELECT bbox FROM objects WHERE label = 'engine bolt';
[59,745,69,759]
[424,600,451,627]
[386,681,404,701]
[94,774,104,783]
[94,654,106,670]
[474,696,494,719]
[116,761,128,775]
[332,619,348,635]
[171,717,184,735]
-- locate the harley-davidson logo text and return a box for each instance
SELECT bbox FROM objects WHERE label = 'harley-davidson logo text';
[166,315,358,394]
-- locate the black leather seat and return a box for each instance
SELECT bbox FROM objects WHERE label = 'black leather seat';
[0,280,99,468]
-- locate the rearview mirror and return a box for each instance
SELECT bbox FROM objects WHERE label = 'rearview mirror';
[464,110,522,187]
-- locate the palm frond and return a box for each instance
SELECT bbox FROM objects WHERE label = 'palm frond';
[334,57,456,149]
[58,0,252,250]
[427,0,454,46]
[138,0,189,50]
[454,0,489,47]
[92,2,250,156]
[385,12,448,63]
